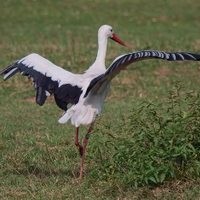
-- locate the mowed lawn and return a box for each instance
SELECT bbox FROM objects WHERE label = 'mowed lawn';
[0,0,200,199]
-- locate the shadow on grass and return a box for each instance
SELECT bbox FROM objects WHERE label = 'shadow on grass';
[4,165,79,179]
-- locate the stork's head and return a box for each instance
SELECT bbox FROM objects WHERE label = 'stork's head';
[98,25,126,46]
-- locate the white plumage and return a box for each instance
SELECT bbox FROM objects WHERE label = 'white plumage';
[1,24,200,179]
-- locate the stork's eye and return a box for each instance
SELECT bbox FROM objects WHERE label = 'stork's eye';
[110,29,113,33]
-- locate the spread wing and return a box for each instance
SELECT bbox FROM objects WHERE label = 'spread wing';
[0,53,83,111]
[84,50,200,97]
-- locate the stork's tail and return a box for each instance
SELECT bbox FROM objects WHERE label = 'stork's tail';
[58,109,74,124]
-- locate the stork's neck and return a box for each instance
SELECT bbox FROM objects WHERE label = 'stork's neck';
[87,36,108,73]
[95,36,108,67]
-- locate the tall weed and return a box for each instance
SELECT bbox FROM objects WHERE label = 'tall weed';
[91,82,200,188]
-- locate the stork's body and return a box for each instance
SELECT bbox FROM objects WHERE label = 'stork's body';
[1,25,200,179]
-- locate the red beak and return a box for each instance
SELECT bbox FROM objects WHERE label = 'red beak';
[110,33,126,46]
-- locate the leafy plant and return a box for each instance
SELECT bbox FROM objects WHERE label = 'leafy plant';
[91,82,200,188]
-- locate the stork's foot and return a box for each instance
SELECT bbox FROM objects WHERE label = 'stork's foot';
[78,169,83,180]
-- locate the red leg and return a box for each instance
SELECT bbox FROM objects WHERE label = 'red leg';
[79,123,94,179]
[75,127,83,156]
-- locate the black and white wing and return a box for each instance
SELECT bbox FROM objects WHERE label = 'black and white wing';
[85,50,200,97]
[0,53,83,111]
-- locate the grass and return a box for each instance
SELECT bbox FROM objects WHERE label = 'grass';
[1,0,200,199]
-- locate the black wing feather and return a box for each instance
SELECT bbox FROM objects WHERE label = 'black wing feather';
[0,57,83,111]
[85,50,200,97]
[36,87,48,106]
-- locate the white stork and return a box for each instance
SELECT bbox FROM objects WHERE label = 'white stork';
[1,25,200,179]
